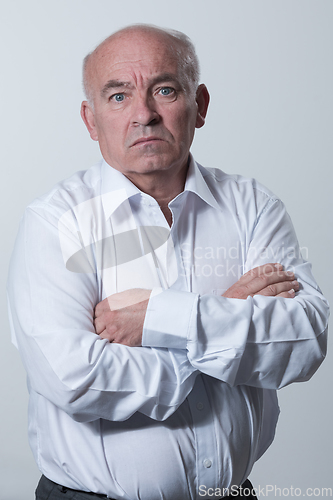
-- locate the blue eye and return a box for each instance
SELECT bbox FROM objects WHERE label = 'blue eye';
[112,93,125,102]
[159,87,173,96]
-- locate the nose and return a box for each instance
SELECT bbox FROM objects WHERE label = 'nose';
[131,94,160,127]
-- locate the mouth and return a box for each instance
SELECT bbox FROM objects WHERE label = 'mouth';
[132,136,164,147]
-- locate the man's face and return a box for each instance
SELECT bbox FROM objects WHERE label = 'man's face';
[81,30,208,182]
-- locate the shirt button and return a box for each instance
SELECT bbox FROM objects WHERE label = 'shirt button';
[196,402,204,411]
[203,459,212,468]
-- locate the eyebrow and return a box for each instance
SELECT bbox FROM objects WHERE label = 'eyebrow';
[149,73,182,86]
[100,73,183,97]
[101,80,131,96]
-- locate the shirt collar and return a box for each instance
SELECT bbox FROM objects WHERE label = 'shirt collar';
[101,154,221,220]
[184,155,221,211]
[101,159,142,220]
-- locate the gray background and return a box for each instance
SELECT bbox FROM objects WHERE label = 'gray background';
[1,1,332,499]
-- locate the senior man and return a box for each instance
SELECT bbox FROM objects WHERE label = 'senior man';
[7,24,328,500]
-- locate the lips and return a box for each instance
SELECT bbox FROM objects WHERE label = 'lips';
[132,136,164,147]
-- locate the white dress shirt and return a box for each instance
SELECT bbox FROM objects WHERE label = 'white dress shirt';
[7,156,328,500]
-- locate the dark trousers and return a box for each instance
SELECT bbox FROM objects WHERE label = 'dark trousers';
[35,475,258,500]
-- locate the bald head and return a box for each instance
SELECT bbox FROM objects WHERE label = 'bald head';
[82,24,200,106]
[80,23,210,192]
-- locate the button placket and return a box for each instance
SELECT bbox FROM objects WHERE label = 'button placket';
[140,197,171,289]
[187,375,218,499]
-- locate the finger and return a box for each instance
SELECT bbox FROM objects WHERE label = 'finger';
[240,263,284,285]
[94,303,106,318]
[98,330,114,342]
[256,279,299,297]
[244,270,295,296]
[95,296,113,316]
[94,317,106,334]
[277,289,296,299]
[257,263,284,275]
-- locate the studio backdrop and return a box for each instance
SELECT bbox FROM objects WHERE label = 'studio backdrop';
[1,1,332,499]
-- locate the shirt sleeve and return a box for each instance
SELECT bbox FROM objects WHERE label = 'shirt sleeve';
[7,206,198,423]
[142,197,329,389]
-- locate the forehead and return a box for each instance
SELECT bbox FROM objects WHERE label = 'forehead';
[91,31,183,88]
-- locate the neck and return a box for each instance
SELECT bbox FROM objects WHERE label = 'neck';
[125,159,189,208]
[127,166,188,228]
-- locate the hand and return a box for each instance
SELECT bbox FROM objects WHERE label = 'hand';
[222,263,299,299]
[94,289,152,346]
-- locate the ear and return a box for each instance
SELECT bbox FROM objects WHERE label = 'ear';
[195,84,210,129]
[80,101,99,141]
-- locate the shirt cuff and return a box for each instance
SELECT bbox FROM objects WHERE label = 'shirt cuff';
[142,288,198,349]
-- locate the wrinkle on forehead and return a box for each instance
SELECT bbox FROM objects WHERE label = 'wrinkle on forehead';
[85,28,190,103]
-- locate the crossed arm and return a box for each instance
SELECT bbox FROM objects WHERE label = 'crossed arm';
[94,263,299,346]
[94,257,327,390]
[8,197,328,421]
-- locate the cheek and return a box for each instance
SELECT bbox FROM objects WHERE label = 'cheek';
[95,115,126,145]
[170,109,196,141]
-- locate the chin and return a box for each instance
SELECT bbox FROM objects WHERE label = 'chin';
[132,153,176,173]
